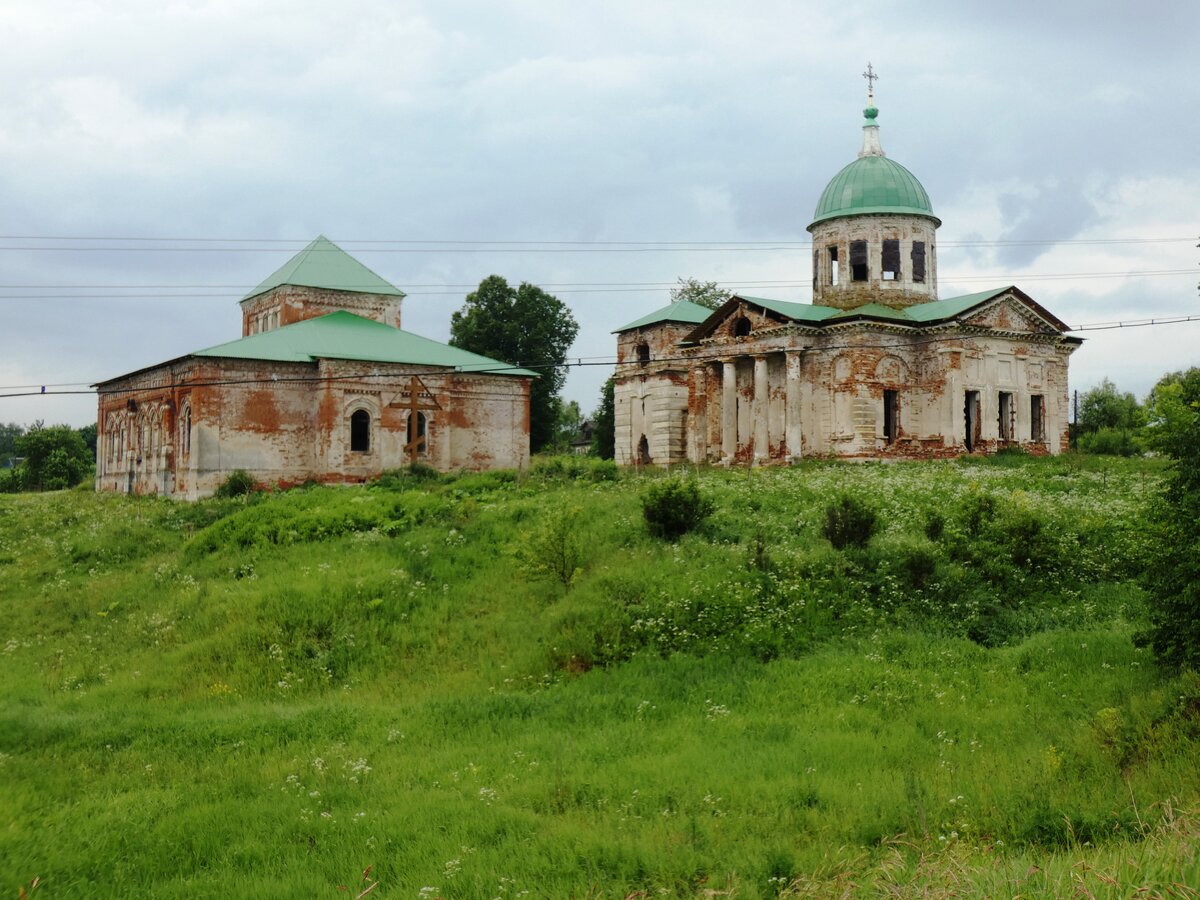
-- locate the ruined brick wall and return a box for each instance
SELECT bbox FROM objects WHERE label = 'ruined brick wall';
[614,322,698,465]
[809,214,939,310]
[239,285,404,336]
[97,357,530,499]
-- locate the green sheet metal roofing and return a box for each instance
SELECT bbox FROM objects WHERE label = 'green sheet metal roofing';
[194,310,537,376]
[242,236,406,301]
[810,155,938,227]
[613,299,715,332]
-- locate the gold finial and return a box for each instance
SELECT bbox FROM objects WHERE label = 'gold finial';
[862,62,879,104]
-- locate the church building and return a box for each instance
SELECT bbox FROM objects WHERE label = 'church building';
[95,237,534,499]
[613,78,1080,465]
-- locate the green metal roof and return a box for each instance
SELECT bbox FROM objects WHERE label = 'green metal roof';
[902,287,1011,322]
[194,310,536,376]
[242,236,406,301]
[613,299,714,333]
[810,155,938,227]
[739,296,841,323]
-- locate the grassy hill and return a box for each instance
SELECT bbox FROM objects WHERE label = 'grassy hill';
[1,456,1198,898]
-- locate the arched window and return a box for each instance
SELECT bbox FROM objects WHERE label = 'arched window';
[636,342,650,365]
[407,412,427,452]
[180,403,192,455]
[637,434,651,465]
[733,316,752,337]
[350,409,371,452]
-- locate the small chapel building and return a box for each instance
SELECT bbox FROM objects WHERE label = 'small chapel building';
[613,84,1080,465]
[95,237,534,499]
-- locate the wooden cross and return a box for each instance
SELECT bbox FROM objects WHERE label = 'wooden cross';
[387,375,442,465]
[862,62,879,99]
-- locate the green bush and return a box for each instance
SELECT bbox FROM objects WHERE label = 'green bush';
[642,478,714,540]
[1079,427,1142,457]
[213,469,257,498]
[0,465,28,494]
[822,494,877,549]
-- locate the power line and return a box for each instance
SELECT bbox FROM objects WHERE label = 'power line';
[3,315,1198,401]
[0,269,1194,302]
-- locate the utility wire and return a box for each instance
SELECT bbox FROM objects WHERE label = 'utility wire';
[3,314,1198,401]
[0,270,1195,301]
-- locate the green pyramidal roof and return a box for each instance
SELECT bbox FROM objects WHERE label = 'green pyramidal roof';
[243,236,405,301]
[810,155,938,227]
[194,310,536,376]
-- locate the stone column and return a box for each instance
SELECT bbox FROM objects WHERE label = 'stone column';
[721,358,736,461]
[785,350,803,461]
[689,365,707,464]
[753,355,769,461]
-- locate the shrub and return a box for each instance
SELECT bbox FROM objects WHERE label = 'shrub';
[822,494,877,550]
[923,509,946,542]
[958,491,998,537]
[641,478,714,540]
[1079,427,1141,457]
[518,504,584,587]
[213,469,257,498]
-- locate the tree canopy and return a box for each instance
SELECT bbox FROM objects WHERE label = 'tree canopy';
[13,424,93,491]
[670,277,727,310]
[590,378,615,460]
[1077,378,1144,433]
[450,275,579,454]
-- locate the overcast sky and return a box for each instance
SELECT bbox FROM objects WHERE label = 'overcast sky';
[2,0,1197,428]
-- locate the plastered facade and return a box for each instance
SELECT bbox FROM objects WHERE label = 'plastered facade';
[613,102,1079,465]
[96,283,531,499]
[614,289,1076,466]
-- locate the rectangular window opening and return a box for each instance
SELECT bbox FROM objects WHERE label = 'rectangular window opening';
[812,249,819,292]
[828,246,839,285]
[1031,395,1045,443]
[883,390,899,443]
[882,239,901,281]
[850,241,868,282]
[998,392,1014,441]
[911,241,926,283]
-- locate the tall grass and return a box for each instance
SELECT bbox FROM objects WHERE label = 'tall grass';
[1,455,1196,897]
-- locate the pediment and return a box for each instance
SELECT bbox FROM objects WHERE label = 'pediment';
[685,296,792,342]
[961,294,1062,335]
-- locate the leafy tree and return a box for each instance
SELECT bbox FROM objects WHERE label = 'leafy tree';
[1077,378,1144,434]
[590,378,615,460]
[0,422,24,463]
[1139,383,1200,670]
[670,277,727,310]
[450,275,579,453]
[14,423,92,490]
[548,399,584,453]
[1143,367,1200,454]
[77,423,98,459]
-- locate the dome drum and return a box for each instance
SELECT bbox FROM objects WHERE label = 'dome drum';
[810,214,939,309]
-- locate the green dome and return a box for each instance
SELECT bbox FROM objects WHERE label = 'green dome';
[810,155,939,227]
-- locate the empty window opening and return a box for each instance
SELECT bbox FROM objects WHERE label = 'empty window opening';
[828,246,839,285]
[883,390,899,442]
[181,405,192,455]
[350,409,371,452]
[998,392,1014,441]
[406,412,427,453]
[637,434,651,465]
[882,240,901,281]
[812,249,819,291]
[850,241,868,282]
[965,390,981,452]
[636,342,650,365]
[733,316,752,337]
[1031,395,1045,442]
[911,241,926,283]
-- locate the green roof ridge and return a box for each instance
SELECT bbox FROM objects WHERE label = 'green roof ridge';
[194,310,536,376]
[613,299,714,333]
[242,236,406,301]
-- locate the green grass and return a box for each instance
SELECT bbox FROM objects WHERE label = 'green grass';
[1,455,1197,897]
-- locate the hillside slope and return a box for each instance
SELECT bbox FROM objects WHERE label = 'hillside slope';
[1,457,1197,897]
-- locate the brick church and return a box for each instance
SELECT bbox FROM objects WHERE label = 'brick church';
[95,237,534,499]
[612,77,1080,465]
